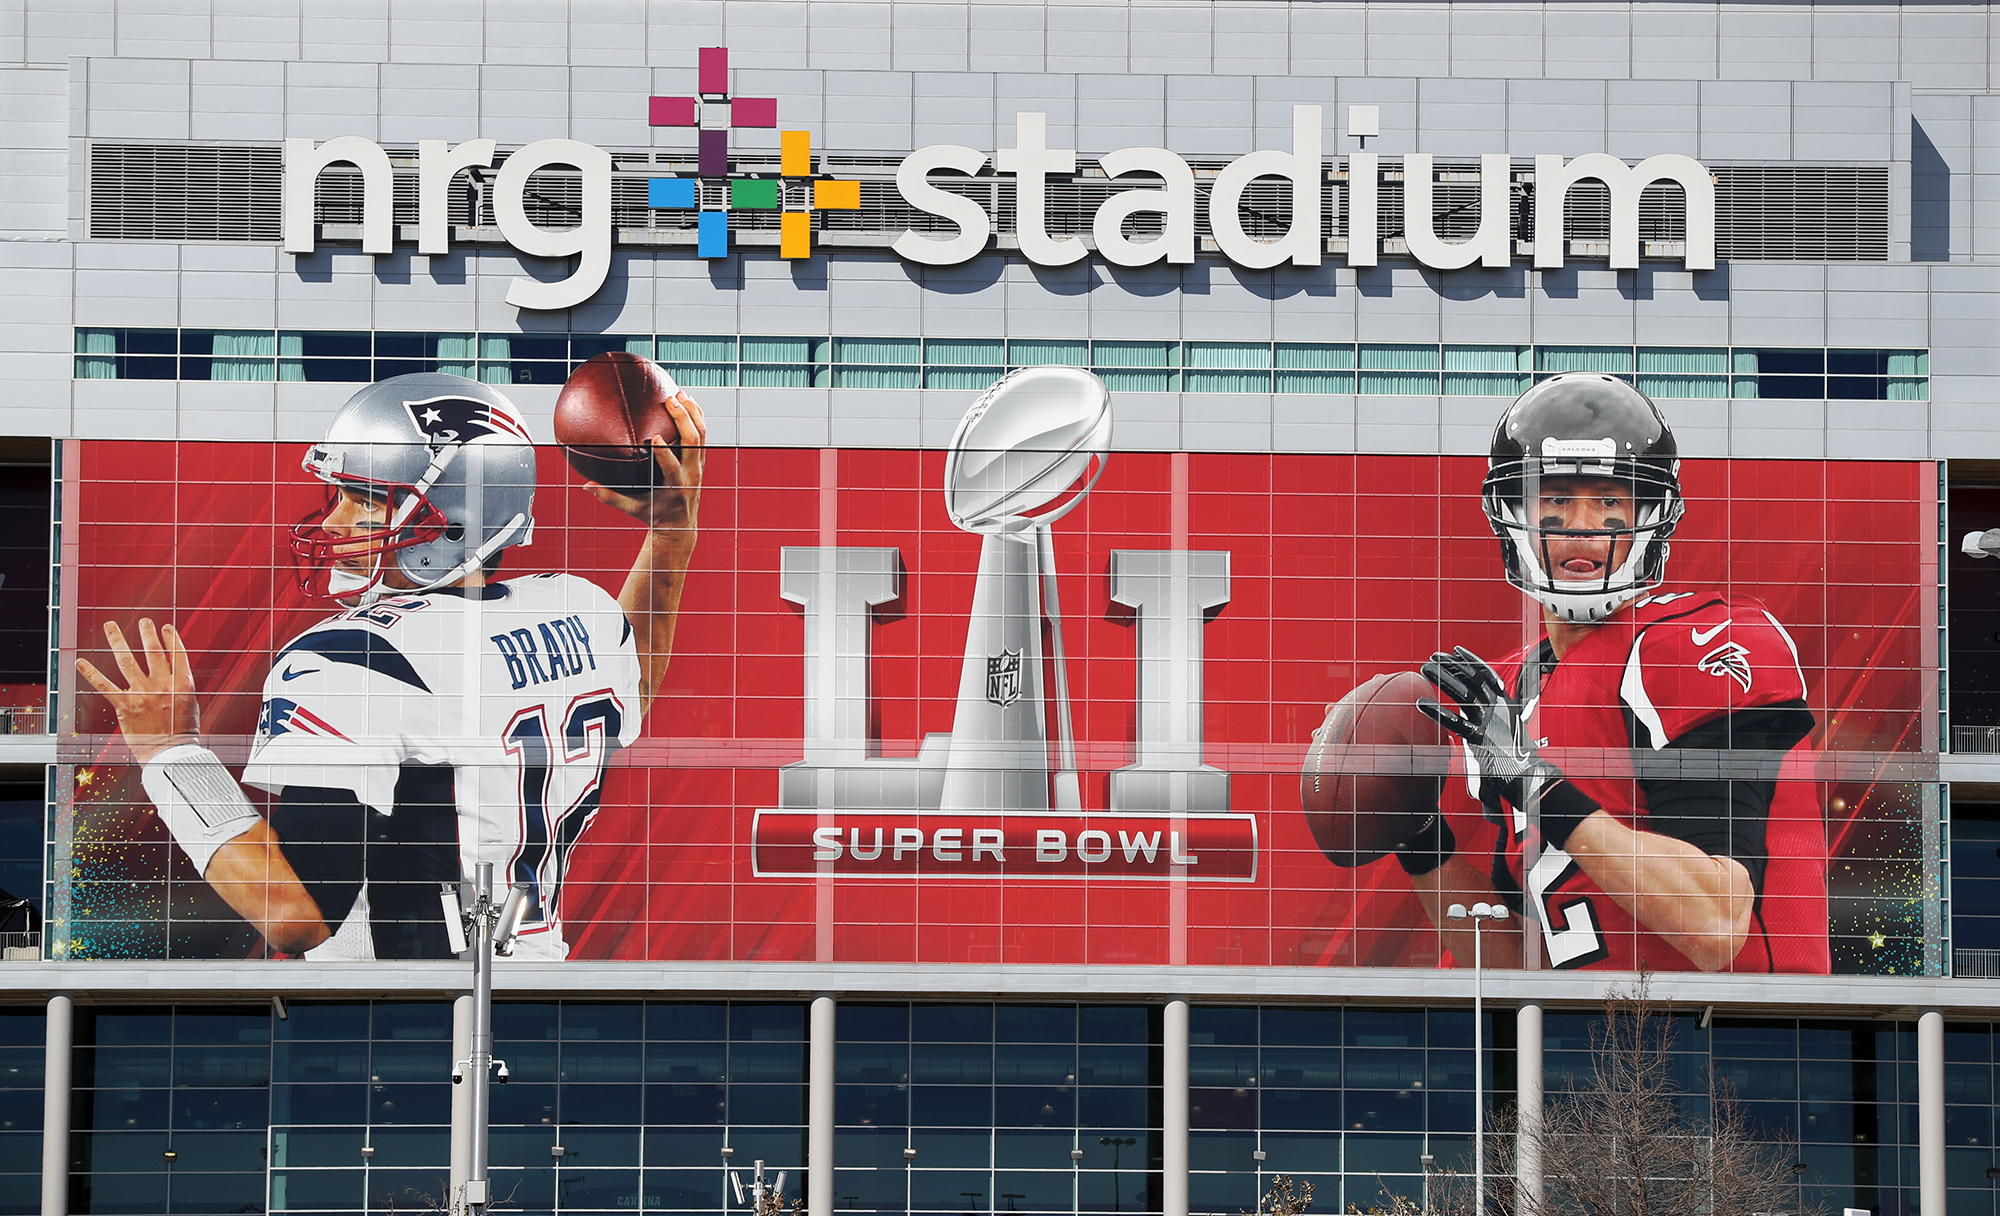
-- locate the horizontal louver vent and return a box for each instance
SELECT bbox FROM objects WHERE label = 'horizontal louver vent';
[86,143,1890,262]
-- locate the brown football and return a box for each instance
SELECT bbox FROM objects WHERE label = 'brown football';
[553,351,683,496]
[1301,670,1451,867]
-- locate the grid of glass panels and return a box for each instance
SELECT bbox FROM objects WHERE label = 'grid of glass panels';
[833,1003,1160,1216]
[1188,1006,1495,1216]
[0,1006,44,1213]
[72,330,1931,400]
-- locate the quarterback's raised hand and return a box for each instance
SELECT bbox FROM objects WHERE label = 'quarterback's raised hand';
[1417,646,1555,812]
[584,390,706,537]
[596,390,707,718]
[76,618,201,765]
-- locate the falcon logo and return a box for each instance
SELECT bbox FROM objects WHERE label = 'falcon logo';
[986,649,1023,707]
[402,396,531,449]
[1698,640,1753,693]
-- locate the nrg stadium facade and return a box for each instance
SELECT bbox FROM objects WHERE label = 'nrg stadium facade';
[6,3,2000,1216]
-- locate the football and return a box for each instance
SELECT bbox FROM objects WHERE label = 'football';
[553,352,682,496]
[1300,671,1451,867]
[944,365,1113,534]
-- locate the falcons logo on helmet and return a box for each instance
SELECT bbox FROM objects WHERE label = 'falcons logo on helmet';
[402,395,531,449]
[1698,640,1753,694]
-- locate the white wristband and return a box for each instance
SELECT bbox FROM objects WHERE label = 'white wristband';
[140,743,263,876]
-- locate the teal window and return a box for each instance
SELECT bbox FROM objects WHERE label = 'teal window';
[1092,340,1178,392]
[831,337,921,389]
[658,336,737,388]
[1007,339,1089,367]
[1358,344,1439,395]
[1442,345,1530,396]
[1275,343,1356,394]
[742,336,827,389]
[1185,342,1273,393]
[1535,345,1633,375]
[1732,349,1825,399]
[278,331,373,383]
[183,331,276,382]
[1636,347,1728,399]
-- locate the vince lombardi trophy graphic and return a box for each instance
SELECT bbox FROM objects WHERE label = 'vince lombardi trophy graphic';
[939,366,1113,814]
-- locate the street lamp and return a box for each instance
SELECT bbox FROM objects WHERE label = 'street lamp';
[443,862,529,1216]
[1447,901,1510,1216]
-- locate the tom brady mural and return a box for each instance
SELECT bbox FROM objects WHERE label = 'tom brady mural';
[58,353,1932,974]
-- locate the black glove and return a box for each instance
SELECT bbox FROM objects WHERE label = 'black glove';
[1417,647,1599,849]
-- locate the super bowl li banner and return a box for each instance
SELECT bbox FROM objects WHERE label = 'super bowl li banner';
[53,356,1933,973]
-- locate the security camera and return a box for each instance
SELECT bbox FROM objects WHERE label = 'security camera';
[495,1061,510,1084]
[451,1063,464,1085]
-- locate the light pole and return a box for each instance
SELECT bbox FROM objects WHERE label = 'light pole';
[1447,901,1510,1216]
[444,862,529,1216]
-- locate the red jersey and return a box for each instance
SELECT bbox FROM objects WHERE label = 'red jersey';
[1441,590,1829,973]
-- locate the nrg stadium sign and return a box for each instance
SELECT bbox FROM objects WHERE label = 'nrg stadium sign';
[283,64,1716,311]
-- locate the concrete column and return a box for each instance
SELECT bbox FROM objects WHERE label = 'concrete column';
[1919,1008,1945,1216]
[450,991,474,1206]
[1163,998,1189,1216]
[809,995,836,1216]
[1515,1002,1543,1216]
[42,991,72,1216]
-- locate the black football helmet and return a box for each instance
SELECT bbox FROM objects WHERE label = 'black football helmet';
[1482,372,1684,624]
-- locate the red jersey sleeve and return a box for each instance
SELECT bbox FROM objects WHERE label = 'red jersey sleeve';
[1618,596,1808,750]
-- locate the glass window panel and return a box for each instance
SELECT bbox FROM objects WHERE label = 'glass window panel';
[1830,376,1889,400]
[572,334,654,360]
[646,1043,725,1083]
[559,1041,637,1083]
[1744,348,1825,375]
[1945,1104,1992,1146]
[1077,1088,1151,1129]
[910,1167,992,1211]
[1359,344,1440,371]
[1188,1169,1258,1211]
[1184,369,1271,393]
[1345,1089,1424,1131]
[561,1004,642,1042]
[731,1042,807,1083]
[1637,373,1728,399]
[911,1086,989,1127]
[660,362,736,387]
[500,334,568,361]
[741,337,825,364]
[1887,350,1928,375]
[1258,1047,1340,1089]
[914,1006,992,1044]
[992,1086,1074,1127]
[642,1084,725,1125]
[998,1008,1077,1044]
[87,1047,174,1088]
[725,1126,806,1167]
[995,1044,1075,1085]
[494,1042,556,1085]
[367,1040,450,1083]
[1189,1046,1256,1087]
[1188,1087,1256,1130]
[835,1042,910,1085]
[644,1126,726,1167]
[268,1126,363,1169]
[912,1043,992,1086]
[924,366,1004,390]
[1275,369,1356,394]
[833,337,919,365]
[1637,346,1728,374]
[1091,340,1177,368]
[1750,374,1826,399]
[172,1046,271,1088]
[1255,1132,1340,1174]
[1008,339,1088,366]
[91,1011,174,1046]
[560,1085,641,1126]
[1536,345,1632,373]
[1094,369,1175,392]
[76,328,119,355]
[270,1084,368,1126]
[489,1082,558,1126]
[1829,349,1886,375]
[659,336,736,363]
[1189,1008,1256,1046]
[648,1004,727,1042]
[1275,343,1355,371]
[1888,377,1929,401]
[831,366,921,390]
[729,1085,805,1125]
[740,364,817,388]
[1259,1009,1339,1048]
[286,331,371,358]
[1076,1046,1152,1086]
[926,338,1004,366]
[1346,1010,1421,1049]
[1258,1088,1335,1130]
[367,1082,448,1126]
[910,1126,991,1168]
[279,357,374,382]
[1731,376,1760,399]
[837,1125,911,1168]
[828,1167,905,1213]
[174,1087,270,1129]
[176,1007,274,1044]
[1442,371,1529,396]
[1358,370,1438,394]
[1185,342,1272,369]
[1442,345,1528,372]
[995,1127,1079,1169]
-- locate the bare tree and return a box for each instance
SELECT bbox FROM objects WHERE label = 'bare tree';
[1257,1174,1315,1216]
[1378,975,1817,1216]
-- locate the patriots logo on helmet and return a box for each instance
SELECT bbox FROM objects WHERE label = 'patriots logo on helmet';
[1697,640,1754,694]
[402,395,532,450]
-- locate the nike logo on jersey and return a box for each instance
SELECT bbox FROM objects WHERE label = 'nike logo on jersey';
[1698,640,1754,693]
[279,665,318,681]
[491,615,601,690]
[1690,620,1730,646]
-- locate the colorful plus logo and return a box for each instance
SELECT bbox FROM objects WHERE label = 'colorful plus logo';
[646,47,861,260]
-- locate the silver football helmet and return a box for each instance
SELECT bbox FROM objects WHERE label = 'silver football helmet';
[290,373,537,603]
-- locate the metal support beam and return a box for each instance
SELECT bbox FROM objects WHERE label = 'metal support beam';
[1919,1008,1945,1216]
[1515,1002,1543,1216]
[451,991,474,1203]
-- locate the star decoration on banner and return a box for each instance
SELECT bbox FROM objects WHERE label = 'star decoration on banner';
[646,46,862,259]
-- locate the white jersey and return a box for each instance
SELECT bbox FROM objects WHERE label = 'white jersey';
[242,573,642,961]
